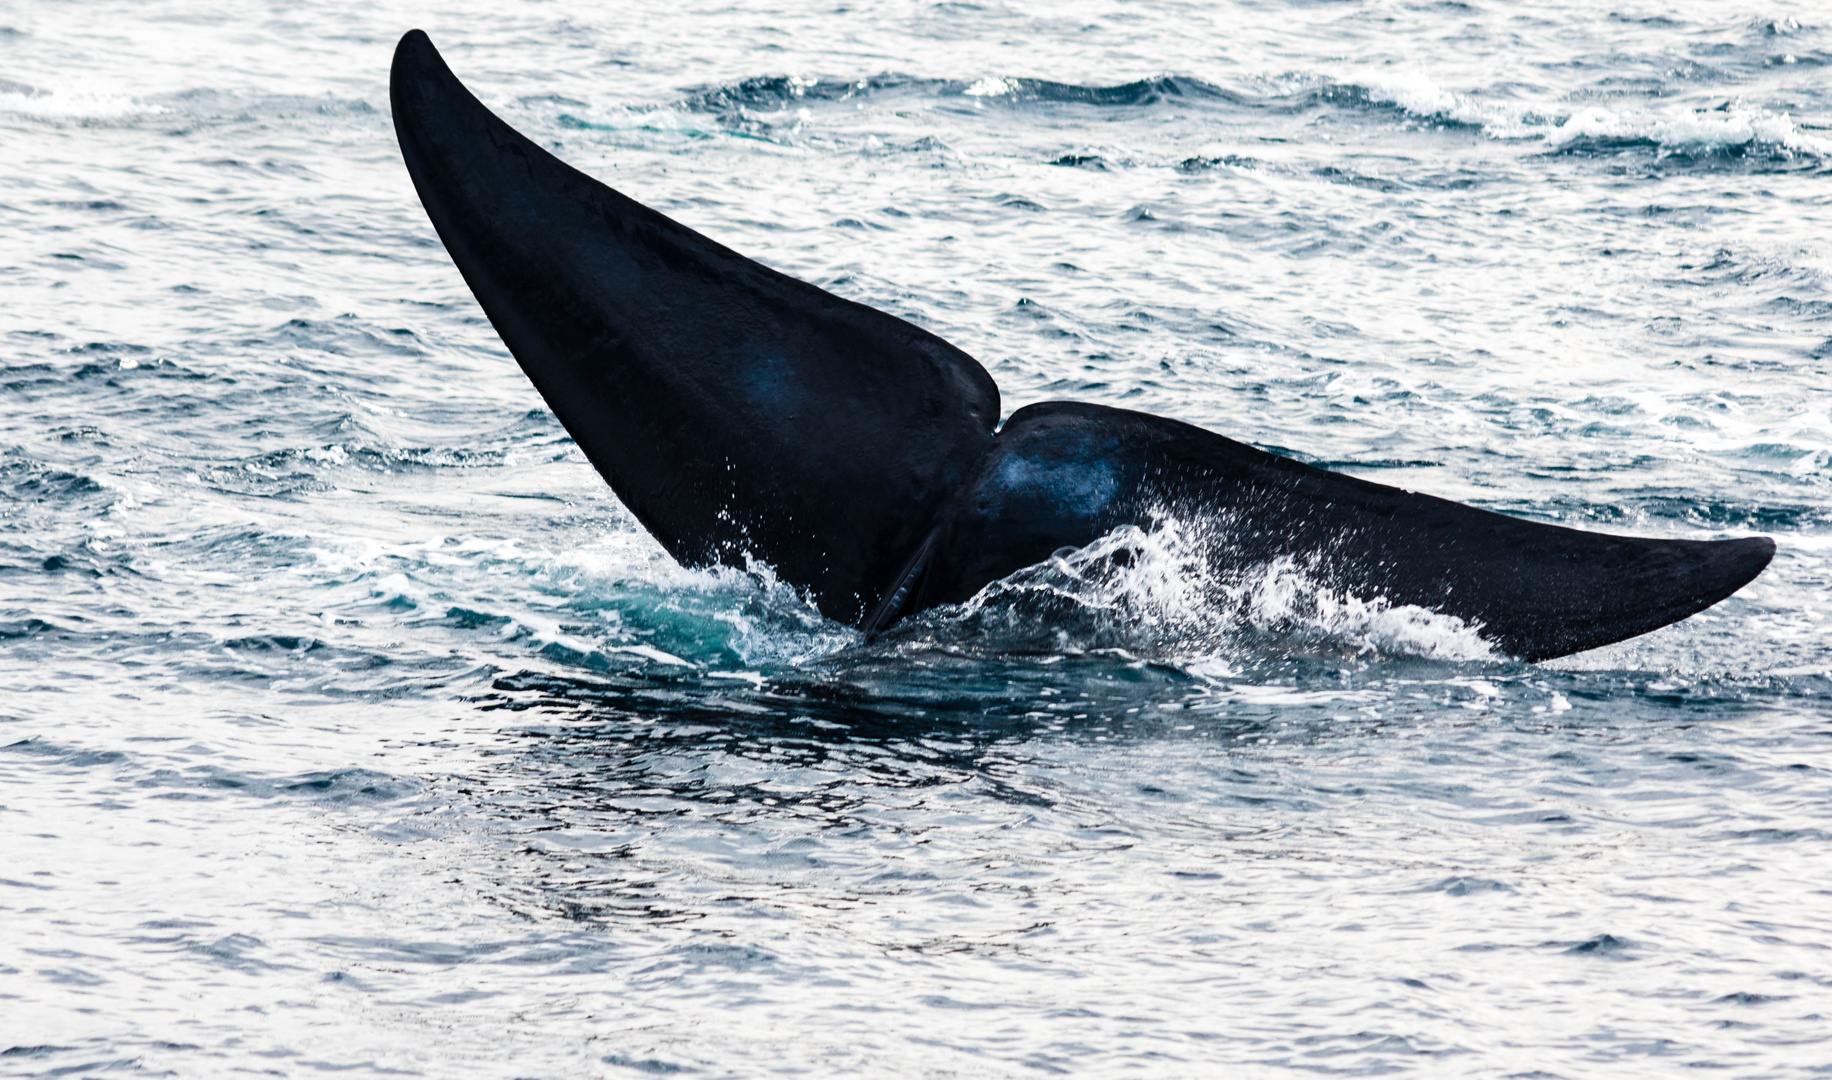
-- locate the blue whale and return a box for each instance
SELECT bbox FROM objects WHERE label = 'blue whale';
[389,30,1773,661]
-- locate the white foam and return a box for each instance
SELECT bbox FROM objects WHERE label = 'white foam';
[939,513,1499,663]
[963,77,1019,98]
[1355,68,1538,139]
[1344,67,1828,158]
[710,555,859,666]
[1223,684,1379,706]
[1549,103,1832,156]
[606,643,696,667]
[0,85,164,121]
[1232,554,1499,661]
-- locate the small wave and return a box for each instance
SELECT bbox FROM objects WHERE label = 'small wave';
[888,515,1498,664]
[962,75,1241,107]
[683,74,935,112]
[1322,69,1828,162]
[523,552,855,672]
[266,317,429,359]
[291,527,855,677]
[684,72,1241,116]
[1548,104,1831,158]
[199,440,510,497]
[1344,68,1543,138]
[678,63,1829,166]
[0,450,117,514]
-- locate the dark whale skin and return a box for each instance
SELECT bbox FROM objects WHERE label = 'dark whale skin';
[908,402,1774,661]
[390,30,998,625]
[389,30,1773,661]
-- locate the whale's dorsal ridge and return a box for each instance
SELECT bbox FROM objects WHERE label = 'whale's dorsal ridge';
[390,31,1773,661]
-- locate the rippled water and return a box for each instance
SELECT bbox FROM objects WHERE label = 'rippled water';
[4,1,1831,1075]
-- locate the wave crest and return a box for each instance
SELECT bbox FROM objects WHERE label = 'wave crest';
[1346,68,1828,160]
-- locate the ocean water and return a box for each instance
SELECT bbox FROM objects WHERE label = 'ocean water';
[3,0,1831,1075]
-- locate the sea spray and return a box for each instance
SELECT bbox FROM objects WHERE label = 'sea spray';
[887,512,1499,663]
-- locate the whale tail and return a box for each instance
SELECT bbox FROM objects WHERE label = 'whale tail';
[390,29,998,624]
[389,30,1774,661]
[888,401,1774,661]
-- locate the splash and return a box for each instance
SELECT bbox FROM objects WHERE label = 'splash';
[890,514,1499,663]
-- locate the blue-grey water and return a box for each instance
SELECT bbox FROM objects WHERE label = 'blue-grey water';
[3,1,1831,1076]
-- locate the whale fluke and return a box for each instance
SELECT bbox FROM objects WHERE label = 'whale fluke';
[389,30,1774,661]
[390,29,998,625]
[900,402,1774,660]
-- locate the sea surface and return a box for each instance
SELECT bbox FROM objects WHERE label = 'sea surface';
[3,1,1831,1076]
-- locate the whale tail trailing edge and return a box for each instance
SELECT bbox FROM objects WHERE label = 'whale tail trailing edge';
[389,30,1774,661]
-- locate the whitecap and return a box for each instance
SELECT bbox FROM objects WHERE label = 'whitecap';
[963,76,1019,98]
[1353,67,1540,140]
[0,83,164,121]
[1549,103,1832,157]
